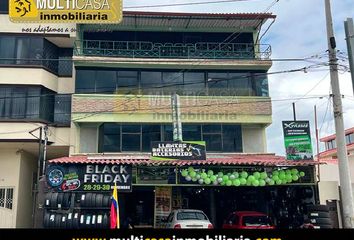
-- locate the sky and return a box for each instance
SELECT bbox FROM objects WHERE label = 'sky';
[123,0,354,156]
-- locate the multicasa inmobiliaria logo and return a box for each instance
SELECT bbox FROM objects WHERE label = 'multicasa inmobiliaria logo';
[9,0,122,23]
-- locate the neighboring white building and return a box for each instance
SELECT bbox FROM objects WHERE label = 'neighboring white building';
[318,127,354,228]
[0,3,75,227]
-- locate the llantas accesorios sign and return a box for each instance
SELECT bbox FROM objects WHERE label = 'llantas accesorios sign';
[46,164,132,192]
[9,0,122,23]
[151,141,206,160]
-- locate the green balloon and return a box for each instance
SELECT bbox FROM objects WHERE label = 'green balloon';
[272,170,279,176]
[260,172,268,179]
[269,180,275,185]
[291,169,299,175]
[272,175,279,181]
[207,170,214,176]
[279,172,286,180]
[281,179,287,184]
[259,179,266,186]
[226,180,232,186]
[265,177,271,183]
[292,175,299,181]
[276,179,282,185]
[229,174,236,180]
[240,178,247,185]
[233,172,239,178]
[196,174,202,180]
[205,178,211,184]
[218,172,224,177]
[210,175,217,182]
[286,169,291,175]
[190,171,196,178]
[252,180,260,187]
[233,179,241,186]
[248,176,255,182]
[221,181,226,186]
[201,173,208,179]
[222,175,229,181]
[181,170,188,177]
[287,178,292,183]
[192,177,197,182]
[300,171,305,177]
[241,171,248,178]
[253,172,261,179]
[286,174,293,181]
[188,167,194,172]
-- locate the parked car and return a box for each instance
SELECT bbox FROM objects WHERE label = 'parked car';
[163,209,213,229]
[222,211,275,229]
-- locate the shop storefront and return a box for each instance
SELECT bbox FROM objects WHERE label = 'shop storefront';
[42,154,319,229]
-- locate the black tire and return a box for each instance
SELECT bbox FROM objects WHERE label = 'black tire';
[309,212,330,218]
[55,214,62,229]
[66,213,73,229]
[57,193,64,209]
[96,214,103,229]
[103,195,110,208]
[315,224,333,229]
[73,212,80,229]
[43,212,50,228]
[85,214,92,229]
[91,193,97,208]
[85,193,93,207]
[62,193,71,209]
[50,192,58,209]
[307,205,329,212]
[91,214,97,229]
[80,214,86,229]
[96,194,104,208]
[103,213,108,228]
[310,217,332,225]
[44,193,52,207]
[49,214,56,228]
[80,194,86,207]
[60,215,67,229]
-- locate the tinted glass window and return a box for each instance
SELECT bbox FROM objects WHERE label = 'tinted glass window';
[183,124,201,141]
[0,36,15,64]
[222,125,242,152]
[242,216,271,226]
[184,72,205,95]
[177,212,208,220]
[122,134,140,151]
[203,134,222,152]
[228,73,252,96]
[76,70,96,93]
[99,123,120,152]
[208,72,228,95]
[142,125,161,152]
[54,94,71,125]
[122,125,141,133]
[117,71,138,94]
[96,70,117,93]
[0,2,9,13]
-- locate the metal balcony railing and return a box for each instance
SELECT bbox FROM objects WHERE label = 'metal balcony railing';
[74,40,271,60]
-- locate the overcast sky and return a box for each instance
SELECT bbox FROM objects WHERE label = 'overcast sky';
[124,0,354,156]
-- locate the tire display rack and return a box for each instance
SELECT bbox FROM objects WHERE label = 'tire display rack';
[43,192,111,229]
[306,205,334,229]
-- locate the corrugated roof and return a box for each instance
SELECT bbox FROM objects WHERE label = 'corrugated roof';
[49,154,319,167]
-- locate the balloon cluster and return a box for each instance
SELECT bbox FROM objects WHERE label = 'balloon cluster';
[181,167,305,186]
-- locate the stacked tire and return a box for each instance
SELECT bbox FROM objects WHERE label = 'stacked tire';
[44,192,72,209]
[307,205,333,229]
[80,193,111,208]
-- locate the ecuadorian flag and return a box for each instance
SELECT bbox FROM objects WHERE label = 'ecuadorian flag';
[110,183,120,229]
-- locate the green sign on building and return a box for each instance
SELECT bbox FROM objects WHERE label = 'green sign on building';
[282,121,313,160]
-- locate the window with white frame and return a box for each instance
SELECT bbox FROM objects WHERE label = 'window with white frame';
[0,187,14,210]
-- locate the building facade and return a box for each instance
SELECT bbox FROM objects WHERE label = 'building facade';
[0,7,319,229]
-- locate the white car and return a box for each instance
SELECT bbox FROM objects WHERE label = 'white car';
[163,209,213,229]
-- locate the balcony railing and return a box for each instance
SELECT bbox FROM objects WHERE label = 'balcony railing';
[74,40,271,60]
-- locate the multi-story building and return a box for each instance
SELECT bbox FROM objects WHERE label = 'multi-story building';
[0,2,74,227]
[0,8,319,229]
[318,127,354,228]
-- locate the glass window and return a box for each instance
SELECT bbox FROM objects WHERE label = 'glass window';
[5,188,13,210]
[0,36,15,64]
[177,211,208,220]
[117,71,139,94]
[95,70,117,93]
[26,87,41,119]
[207,72,228,95]
[122,124,141,151]
[183,124,201,141]
[222,125,242,152]
[228,73,252,96]
[0,87,11,117]
[76,69,96,93]
[141,71,162,94]
[11,88,26,119]
[15,38,30,64]
[142,125,161,152]
[252,73,269,97]
[0,189,4,208]
[0,1,9,13]
[203,134,222,152]
[99,123,120,152]
[58,48,73,77]
[54,94,71,125]
[183,72,205,95]
[162,72,183,94]
[122,124,141,133]
[163,125,174,141]
[203,124,221,133]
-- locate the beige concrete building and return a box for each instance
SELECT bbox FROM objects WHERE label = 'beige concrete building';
[0,3,74,227]
[318,127,354,227]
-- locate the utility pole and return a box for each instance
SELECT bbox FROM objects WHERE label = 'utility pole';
[314,105,320,181]
[325,0,354,228]
[41,125,49,176]
[292,102,297,121]
[344,18,354,94]
[171,94,183,141]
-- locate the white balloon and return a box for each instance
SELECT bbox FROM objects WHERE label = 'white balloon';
[217,178,223,183]
[213,181,219,185]
[229,174,235,180]
[185,176,192,181]
[198,179,204,184]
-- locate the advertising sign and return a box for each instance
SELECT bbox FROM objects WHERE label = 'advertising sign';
[151,141,206,160]
[282,121,313,160]
[9,0,122,23]
[154,186,172,228]
[46,164,132,192]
